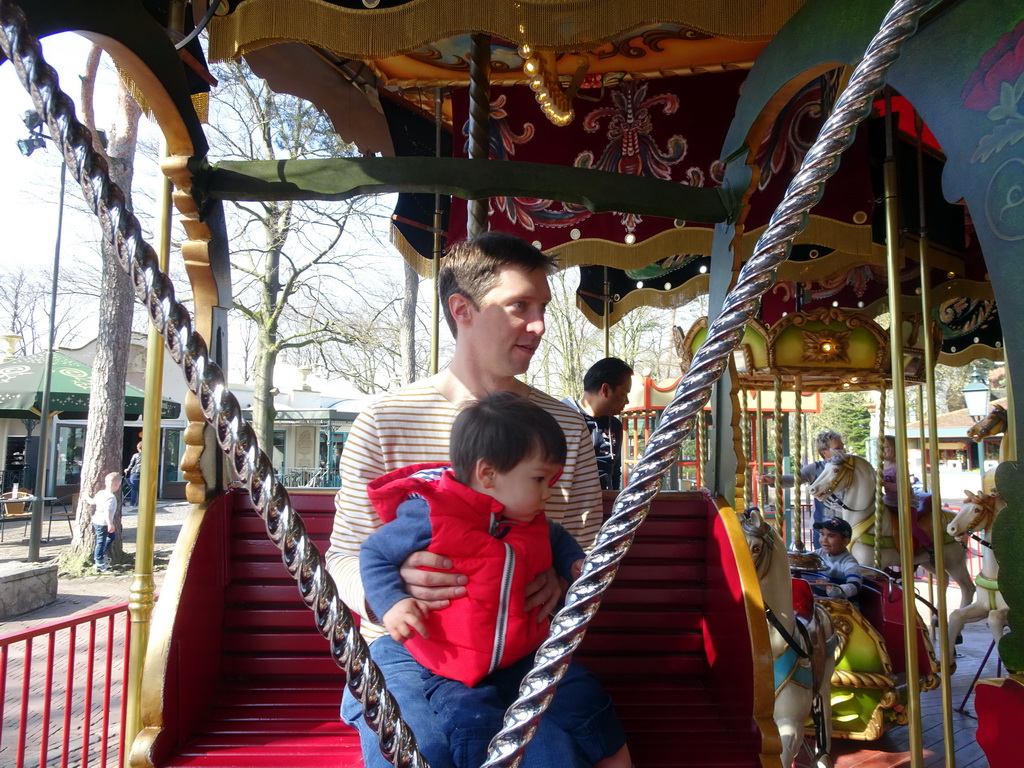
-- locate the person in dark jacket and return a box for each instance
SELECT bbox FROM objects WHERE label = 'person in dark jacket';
[361,392,630,768]
[123,442,142,507]
[563,357,633,490]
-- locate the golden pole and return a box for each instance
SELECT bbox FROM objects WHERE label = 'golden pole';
[794,376,803,545]
[698,408,708,489]
[740,386,750,511]
[917,385,928,492]
[123,142,172,766]
[430,87,443,375]
[602,266,611,358]
[774,378,787,543]
[882,91,923,766]
[915,112,955,767]
[755,389,766,513]
[875,389,886,570]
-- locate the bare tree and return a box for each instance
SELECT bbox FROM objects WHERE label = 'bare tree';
[0,266,83,354]
[67,45,142,564]
[211,60,383,448]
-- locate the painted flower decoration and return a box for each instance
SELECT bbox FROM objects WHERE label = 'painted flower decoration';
[962,19,1024,162]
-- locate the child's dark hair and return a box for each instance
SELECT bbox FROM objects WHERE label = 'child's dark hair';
[450,392,567,482]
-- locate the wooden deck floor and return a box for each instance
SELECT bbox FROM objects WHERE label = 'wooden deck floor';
[797,616,998,768]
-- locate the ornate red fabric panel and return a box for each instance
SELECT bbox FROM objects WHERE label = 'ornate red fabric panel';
[449,71,747,263]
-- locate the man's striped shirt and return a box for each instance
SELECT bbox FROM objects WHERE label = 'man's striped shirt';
[326,378,603,642]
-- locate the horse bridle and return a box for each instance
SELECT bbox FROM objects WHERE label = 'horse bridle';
[819,456,875,515]
[747,517,813,659]
[959,496,999,550]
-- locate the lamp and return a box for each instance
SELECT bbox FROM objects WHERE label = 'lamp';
[961,368,991,422]
[16,135,46,156]
[17,109,65,562]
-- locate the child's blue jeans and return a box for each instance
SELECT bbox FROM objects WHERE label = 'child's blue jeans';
[93,524,115,564]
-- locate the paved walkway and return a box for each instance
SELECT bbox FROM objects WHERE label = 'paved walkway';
[0,498,191,634]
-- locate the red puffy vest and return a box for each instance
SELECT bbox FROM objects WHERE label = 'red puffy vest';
[367,464,552,687]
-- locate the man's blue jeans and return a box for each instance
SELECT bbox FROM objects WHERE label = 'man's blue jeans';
[342,636,594,768]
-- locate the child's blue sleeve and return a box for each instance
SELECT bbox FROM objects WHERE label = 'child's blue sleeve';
[548,520,586,582]
[360,497,434,621]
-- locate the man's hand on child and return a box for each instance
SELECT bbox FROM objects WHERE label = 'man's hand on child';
[383,597,431,643]
[524,567,561,620]
[399,550,468,610]
[571,559,584,580]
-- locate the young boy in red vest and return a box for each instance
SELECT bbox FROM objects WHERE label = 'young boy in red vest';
[361,391,630,768]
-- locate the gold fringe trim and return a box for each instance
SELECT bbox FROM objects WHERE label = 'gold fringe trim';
[577,275,709,328]
[208,0,807,62]
[116,65,209,124]
[390,223,436,278]
[550,227,715,270]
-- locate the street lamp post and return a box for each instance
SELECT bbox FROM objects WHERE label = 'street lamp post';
[961,368,991,423]
[18,109,64,561]
[961,367,992,474]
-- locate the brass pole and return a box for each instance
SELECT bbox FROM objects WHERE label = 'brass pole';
[602,266,611,358]
[794,376,803,545]
[875,389,886,570]
[918,385,928,492]
[740,386,750,511]
[774,377,787,544]
[697,408,707,488]
[466,33,491,238]
[915,112,956,766]
[430,86,443,375]
[123,142,172,765]
[882,90,923,765]
[755,389,766,515]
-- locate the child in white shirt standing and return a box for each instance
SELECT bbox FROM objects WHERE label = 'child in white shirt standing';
[83,471,120,572]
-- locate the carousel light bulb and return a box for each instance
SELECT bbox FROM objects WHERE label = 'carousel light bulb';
[821,342,833,352]
[519,43,532,57]
[530,77,544,91]
[524,59,539,76]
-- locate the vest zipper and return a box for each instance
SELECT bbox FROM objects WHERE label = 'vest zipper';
[489,540,515,674]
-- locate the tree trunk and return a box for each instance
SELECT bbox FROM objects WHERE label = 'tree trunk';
[252,335,279,461]
[72,50,142,563]
[400,261,418,385]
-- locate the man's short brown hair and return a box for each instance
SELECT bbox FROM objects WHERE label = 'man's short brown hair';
[439,232,557,336]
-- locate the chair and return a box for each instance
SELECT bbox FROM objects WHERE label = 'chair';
[46,494,79,539]
[0,490,35,542]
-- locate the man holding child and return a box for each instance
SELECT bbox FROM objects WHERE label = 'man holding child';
[326,232,605,768]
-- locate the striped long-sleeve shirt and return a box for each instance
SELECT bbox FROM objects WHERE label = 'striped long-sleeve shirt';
[326,377,603,642]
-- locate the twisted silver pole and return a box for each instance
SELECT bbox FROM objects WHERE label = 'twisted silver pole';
[0,4,426,767]
[483,1,935,764]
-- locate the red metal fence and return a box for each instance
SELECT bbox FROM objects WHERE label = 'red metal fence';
[1,604,130,768]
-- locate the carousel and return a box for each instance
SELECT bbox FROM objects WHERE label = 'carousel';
[2,2,1024,768]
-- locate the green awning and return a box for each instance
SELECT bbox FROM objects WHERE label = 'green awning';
[0,351,154,419]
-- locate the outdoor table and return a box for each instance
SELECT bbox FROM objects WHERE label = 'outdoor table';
[0,494,38,542]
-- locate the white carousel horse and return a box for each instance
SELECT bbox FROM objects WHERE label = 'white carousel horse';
[740,508,835,768]
[806,454,976,609]
[946,489,1009,649]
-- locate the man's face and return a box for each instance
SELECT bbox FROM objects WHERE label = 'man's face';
[463,265,550,378]
[819,438,845,460]
[597,377,632,418]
